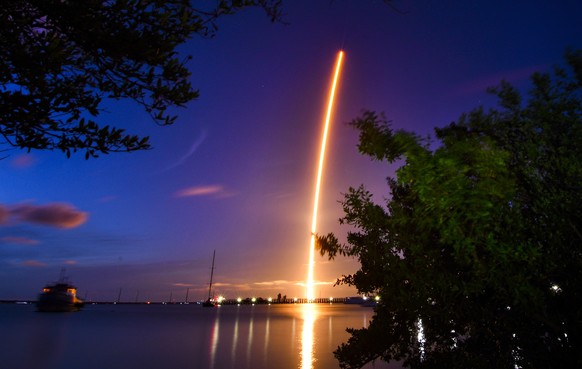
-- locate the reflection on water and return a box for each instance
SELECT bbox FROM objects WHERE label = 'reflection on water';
[301,304,317,369]
[264,313,270,362]
[246,310,254,368]
[0,303,396,369]
[210,311,219,368]
[232,310,238,361]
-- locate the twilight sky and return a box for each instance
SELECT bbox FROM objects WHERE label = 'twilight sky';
[1,0,581,302]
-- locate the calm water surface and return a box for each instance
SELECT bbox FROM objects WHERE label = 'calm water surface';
[1,303,400,369]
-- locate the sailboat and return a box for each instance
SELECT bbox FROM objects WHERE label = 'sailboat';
[202,250,218,307]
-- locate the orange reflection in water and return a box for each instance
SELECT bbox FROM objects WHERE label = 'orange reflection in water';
[210,311,220,369]
[231,311,239,361]
[246,311,254,368]
[301,304,318,369]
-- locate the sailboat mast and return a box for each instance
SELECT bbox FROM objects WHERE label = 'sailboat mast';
[207,250,215,300]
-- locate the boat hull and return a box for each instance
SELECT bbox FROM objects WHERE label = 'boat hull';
[202,299,218,307]
[37,292,84,312]
[36,282,84,312]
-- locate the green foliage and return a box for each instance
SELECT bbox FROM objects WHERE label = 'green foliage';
[0,0,282,158]
[318,49,582,369]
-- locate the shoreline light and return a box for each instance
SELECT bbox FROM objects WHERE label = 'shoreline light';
[306,51,344,302]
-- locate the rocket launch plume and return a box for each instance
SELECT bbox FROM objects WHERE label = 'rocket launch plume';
[306,51,344,301]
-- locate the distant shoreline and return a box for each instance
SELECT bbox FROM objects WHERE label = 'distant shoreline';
[0,296,379,306]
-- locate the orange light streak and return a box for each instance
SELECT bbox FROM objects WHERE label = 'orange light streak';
[307,51,344,301]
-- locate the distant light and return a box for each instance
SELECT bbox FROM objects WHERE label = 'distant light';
[251,297,256,303]
[294,297,298,302]
[237,297,242,303]
[267,297,272,302]
[362,295,368,300]
[329,297,333,301]
[551,284,562,293]
[375,296,380,301]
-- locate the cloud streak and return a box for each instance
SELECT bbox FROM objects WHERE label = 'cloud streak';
[0,236,39,245]
[172,283,194,287]
[0,206,8,224]
[1,203,88,229]
[254,280,294,286]
[22,260,47,267]
[10,154,36,169]
[164,130,207,172]
[175,185,233,198]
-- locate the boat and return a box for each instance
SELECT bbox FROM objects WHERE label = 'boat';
[202,250,218,307]
[36,270,84,312]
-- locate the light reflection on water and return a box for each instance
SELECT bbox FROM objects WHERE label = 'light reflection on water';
[301,303,317,369]
[210,311,219,368]
[0,303,397,369]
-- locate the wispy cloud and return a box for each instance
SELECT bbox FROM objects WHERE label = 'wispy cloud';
[212,282,233,287]
[22,260,47,267]
[175,185,234,198]
[163,130,207,172]
[0,206,9,224]
[254,280,295,286]
[10,154,36,169]
[0,236,39,245]
[294,280,334,287]
[212,282,253,291]
[172,283,194,287]
[1,202,88,229]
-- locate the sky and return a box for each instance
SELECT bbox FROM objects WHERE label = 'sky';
[1,0,581,302]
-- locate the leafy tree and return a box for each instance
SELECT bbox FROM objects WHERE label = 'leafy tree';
[0,0,282,158]
[318,49,582,369]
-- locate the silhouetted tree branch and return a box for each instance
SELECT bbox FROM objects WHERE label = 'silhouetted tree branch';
[0,0,283,158]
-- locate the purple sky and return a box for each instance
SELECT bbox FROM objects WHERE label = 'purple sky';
[2,0,581,302]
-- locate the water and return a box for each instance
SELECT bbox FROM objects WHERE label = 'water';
[0,303,399,369]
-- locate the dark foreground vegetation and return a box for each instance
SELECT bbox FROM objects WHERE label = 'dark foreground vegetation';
[319,49,582,369]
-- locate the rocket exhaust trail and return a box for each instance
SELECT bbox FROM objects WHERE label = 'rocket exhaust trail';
[306,51,344,301]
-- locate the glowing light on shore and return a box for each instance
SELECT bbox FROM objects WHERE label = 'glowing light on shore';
[306,51,344,301]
